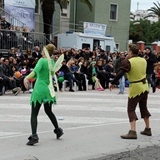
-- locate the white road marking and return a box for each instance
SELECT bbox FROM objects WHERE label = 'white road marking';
[1,93,160,105]
[0,104,160,113]
[0,115,128,124]
[0,118,160,140]
[0,132,22,137]
[2,91,160,98]
[0,122,127,139]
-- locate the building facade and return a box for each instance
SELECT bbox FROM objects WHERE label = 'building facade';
[54,0,131,51]
[0,0,131,51]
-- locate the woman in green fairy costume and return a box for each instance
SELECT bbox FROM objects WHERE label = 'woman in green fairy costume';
[24,44,64,145]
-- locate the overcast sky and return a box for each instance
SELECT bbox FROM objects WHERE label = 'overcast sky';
[131,0,159,11]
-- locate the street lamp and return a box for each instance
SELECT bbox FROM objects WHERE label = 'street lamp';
[74,0,77,32]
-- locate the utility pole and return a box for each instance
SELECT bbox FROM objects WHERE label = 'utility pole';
[74,0,77,32]
[137,2,139,10]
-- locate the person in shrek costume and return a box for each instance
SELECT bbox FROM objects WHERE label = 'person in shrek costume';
[109,43,151,139]
[24,44,64,145]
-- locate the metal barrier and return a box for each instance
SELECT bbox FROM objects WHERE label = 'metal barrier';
[0,29,46,50]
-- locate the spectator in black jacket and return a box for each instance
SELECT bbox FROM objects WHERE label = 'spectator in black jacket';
[98,50,108,62]
[0,65,6,95]
[64,50,71,63]
[83,48,91,61]
[32,46,41,59]
[144,47,157,93]
[103,60,116,88]
[69,61,86,91]
[0,16,11,29]
[80,61,88,75]
[2,26,12,49]
[0,24,4,48]
[60,59,79,92]
[96,60,109,89]
[114,52,126,94]
[1,58,21,95]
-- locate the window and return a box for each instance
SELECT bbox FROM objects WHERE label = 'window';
[62,2,67,9]
[93,39,100,48]
[61,0,70,18]
[61,13,67,17]
[35,0,39,14]
[116,43,119,51]
[110,4,117,20]
[106,45,111,52]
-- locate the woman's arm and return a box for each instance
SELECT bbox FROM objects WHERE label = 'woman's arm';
[26,71,36,80]
[24,71,36,89]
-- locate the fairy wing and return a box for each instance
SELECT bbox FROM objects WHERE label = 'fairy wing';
[54,54,64,72]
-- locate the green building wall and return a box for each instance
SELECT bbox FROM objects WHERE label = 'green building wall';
[54,0,131,51]
[53,3,61,35]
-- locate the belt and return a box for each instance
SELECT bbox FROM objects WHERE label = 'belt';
[130,78,146,84]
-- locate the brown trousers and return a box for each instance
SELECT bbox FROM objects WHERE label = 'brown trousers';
[127,91,151,122]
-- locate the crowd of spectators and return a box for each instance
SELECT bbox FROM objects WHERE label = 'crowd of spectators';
[0,45,42,95]
[1,15,160,95]
[1,43,160,96]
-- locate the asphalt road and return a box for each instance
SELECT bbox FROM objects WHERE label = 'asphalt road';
[0,88,160,160]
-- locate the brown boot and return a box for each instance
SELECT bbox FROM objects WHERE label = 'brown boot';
[140,128,152,136]
[121,130,137,139]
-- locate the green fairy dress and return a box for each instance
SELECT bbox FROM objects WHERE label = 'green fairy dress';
[29,58,56,106]
[26,52,64,107]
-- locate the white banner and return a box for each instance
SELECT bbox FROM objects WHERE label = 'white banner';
[4,0,35,8]
[5,5,35,30]
[83,22,107,36]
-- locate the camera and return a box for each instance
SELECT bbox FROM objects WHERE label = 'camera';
[144,55,149,59]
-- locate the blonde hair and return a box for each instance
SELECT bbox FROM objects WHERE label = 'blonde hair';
[45,44,56,56]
